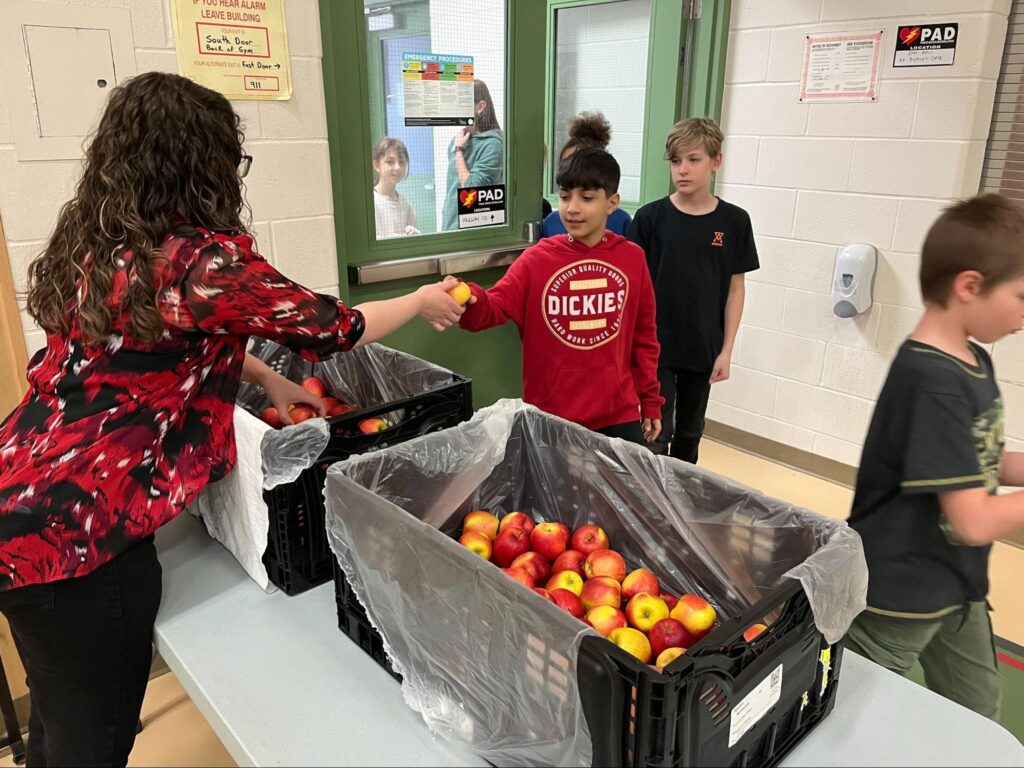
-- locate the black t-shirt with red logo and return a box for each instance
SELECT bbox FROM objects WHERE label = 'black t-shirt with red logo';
[628,197,759,373]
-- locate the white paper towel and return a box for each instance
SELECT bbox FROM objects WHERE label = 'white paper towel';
[189,406,276,592]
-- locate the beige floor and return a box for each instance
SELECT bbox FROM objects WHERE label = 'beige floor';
[0,671,235,767]
[2,437,1022,766]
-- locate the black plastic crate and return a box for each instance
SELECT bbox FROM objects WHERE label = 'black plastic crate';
[261,381,472,595]
[333,560,841,767]
[333,559,402,681]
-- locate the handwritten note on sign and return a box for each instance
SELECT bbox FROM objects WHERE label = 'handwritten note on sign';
[171,0,292,100]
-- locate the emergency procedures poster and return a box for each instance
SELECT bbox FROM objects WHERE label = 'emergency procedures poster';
[402,53,475,126]
[171,0,293,100]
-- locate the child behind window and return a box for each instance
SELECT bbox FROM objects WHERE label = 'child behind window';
[372,137,419,238]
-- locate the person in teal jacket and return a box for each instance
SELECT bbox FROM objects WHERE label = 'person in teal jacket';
[442,79,505,231]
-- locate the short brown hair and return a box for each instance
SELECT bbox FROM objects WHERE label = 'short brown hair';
[921,194,1024,305]
[665,117,723,160]
[372,136,409,165]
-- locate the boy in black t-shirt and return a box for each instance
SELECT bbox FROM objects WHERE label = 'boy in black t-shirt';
[627,117,758,463]
[846,194,1024,721]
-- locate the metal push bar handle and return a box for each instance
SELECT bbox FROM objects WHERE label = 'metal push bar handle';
[346,222,541,286]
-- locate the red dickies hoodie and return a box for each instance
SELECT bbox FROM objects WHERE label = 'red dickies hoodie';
[460,232,663,430]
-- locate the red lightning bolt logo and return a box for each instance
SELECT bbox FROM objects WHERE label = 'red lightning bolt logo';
[900,27,920,46]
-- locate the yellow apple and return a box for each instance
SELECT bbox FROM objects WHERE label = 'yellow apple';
[447,281,472,306]
[458,530,492,561]
[546,570,584,597]
[625,593,670,633]
[608,627,652,664]
[462,510,499,541]
[655,647,686,670]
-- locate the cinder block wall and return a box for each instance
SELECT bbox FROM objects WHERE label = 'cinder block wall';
[0,0,340,357]
[713,0,1021,464]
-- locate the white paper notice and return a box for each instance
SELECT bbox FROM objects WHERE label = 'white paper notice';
[799,30,884,103]
[729,664,783,748]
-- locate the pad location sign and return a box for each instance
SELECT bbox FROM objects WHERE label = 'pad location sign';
[894,23,958,68]
[457,185,506,230]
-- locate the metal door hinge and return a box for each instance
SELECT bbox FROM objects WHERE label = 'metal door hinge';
[685,0,702,19]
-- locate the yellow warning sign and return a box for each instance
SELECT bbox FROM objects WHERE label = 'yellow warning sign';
[170,0,292,100]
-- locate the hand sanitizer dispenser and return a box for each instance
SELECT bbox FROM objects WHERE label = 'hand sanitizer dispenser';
[833,243,877,318]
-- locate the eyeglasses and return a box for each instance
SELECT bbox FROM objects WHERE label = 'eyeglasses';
[239,154,253,178]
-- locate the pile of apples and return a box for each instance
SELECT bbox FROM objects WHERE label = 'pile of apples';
[256,375,389,434]
[458,510,756,670]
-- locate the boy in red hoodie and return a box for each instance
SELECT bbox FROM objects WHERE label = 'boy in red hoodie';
[458,148,663,443]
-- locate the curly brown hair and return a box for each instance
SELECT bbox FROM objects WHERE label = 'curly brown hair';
[560,111,612,161]
[26,72,249,345]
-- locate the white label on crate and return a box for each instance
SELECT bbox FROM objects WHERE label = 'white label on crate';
[728,664,783,748]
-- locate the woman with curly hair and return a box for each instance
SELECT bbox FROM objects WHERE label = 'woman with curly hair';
[0,72,464,766]
[542,111,633,237]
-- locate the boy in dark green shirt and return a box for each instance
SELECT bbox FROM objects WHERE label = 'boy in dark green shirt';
[846,194,1024,721]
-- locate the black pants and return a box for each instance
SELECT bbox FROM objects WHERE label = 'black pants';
[0,537,162,767]
[596,420,644,444]
[650,368,712,463]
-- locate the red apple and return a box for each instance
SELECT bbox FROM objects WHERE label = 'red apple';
[458,531,492,561]
[502,567,535,589]
[625,593,670,633]
[329,402,357,417]
[580,576,621,613]
[499,511,536,536]
[530,522,569,562]
[743,623,768,643]
[321,396,343,412]
[670,594,718,640]
[511,551,551,585]
[301,376,327,398]
[586,605,627,637]
[258,407,283,428]
[289,405,316,424]
[571,525,610,555]
[549,588,585,618]
[659,593,679,612]
[583,549,627,582]
[546,570,584,596]
[533,588,555,602]
[549,522,571,543]
[492,527,531,568]
[648,618,696,658]
[358,418,389,433]
[551,550,585,576]
[462,510,500,541]
[622,568,660,602]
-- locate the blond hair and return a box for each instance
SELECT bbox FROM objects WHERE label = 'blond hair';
[665,117,723,160]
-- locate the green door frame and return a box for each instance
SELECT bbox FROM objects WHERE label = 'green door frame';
[319,0,546,282]
[544,0,731,213]
[319,0,547,408]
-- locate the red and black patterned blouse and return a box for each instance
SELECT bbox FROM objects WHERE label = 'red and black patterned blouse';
[0,221,364,590]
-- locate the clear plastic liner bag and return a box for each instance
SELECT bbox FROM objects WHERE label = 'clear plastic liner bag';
[325,400,867,767]
[237,336,459,442]
[189,337,461,588]
[260,419,329,491]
